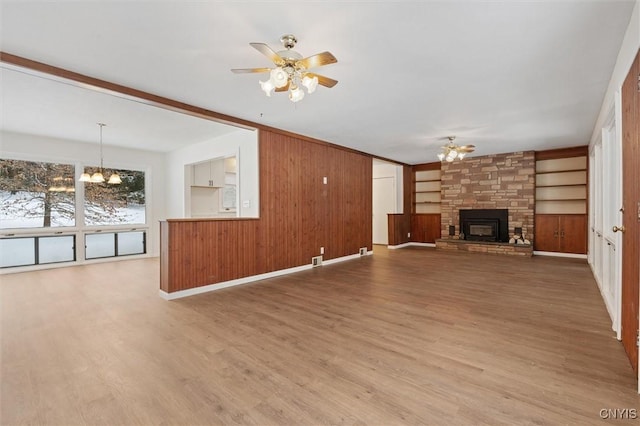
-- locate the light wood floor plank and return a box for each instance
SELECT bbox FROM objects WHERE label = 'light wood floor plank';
[1,246,639,425]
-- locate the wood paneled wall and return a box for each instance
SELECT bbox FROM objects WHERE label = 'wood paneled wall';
[161,130,373,293]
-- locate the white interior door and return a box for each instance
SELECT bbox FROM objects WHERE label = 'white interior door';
[603,116,623,338]
[373,177,396,245]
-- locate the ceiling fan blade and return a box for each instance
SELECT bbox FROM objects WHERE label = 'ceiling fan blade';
[250,42,284,66]
[297,51,337,70]
[231,68,271,74]
[305,73,338,88]
[275,81,290,92]
[458,145,476,152]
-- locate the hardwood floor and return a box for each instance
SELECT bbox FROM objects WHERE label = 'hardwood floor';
[1,247,638,425]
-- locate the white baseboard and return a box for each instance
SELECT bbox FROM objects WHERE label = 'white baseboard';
[160,251,371,300]
[388,242,436,249]
[533,251,588,259]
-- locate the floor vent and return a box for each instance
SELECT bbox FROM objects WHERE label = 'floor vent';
[311,256,323,267]
[359,247,368,256]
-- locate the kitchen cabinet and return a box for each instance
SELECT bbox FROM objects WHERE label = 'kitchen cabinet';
[192,159,225,187]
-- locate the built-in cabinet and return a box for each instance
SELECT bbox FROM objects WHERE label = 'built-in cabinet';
[534,147,588,254]
[414,168,441,214]
[412,163,441,243]
[193,159,225,187]
[535,214,587,254]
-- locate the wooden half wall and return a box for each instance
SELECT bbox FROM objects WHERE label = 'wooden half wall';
[161,129,373,293]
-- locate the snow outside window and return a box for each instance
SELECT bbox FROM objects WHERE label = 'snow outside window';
[83,167,145,226]
[0,159,75,229]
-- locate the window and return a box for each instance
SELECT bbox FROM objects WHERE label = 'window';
[0,159,75,229]
[1,159,148,269]
[85,230,146,260]
[0,235,76,268]
[83,167,145,226]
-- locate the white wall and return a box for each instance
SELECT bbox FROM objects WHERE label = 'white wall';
[164,128,259,218]
[590,0,639,146]
[0,130,166,256]
[372,159,404,213]
[587,0,639,336]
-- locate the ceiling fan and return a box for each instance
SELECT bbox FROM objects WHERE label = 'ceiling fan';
[438,136,475,162]
[231,34,338,102]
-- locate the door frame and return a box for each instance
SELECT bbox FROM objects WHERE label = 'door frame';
[603,103,623,339]
[372,176,397,245]
[619,49,640,386]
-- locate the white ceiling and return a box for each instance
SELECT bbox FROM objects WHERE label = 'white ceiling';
[0,1,635,164]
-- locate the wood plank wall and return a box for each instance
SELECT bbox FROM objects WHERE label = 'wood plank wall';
[161,129,373,293]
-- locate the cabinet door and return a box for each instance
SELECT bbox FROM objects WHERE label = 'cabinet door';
[559,214,587,254]
[534,214,560,252]
[193,162,211,186]
[411,214,441,243]
[209,159,225,187]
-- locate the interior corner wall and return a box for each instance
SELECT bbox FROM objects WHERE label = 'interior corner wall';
[0,130,166,256]
[259,130,373,265]
[162,130,373,292]
[373,160,404,213]
[164,128,259,218]
[590,0,640,146]
[588,0,638,268]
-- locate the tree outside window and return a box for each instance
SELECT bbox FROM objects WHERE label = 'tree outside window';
[0,159,146,229]
[83,167,145,226]
[0,159,75,229]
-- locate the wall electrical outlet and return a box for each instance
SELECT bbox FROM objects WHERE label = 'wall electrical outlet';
[408,232,411,238]
[320,247,324,255]
[323,176,328,184]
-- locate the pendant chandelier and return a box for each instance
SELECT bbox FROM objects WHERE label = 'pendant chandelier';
[79,123,121,184]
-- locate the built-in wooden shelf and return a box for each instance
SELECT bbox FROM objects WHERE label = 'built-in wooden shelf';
[534,146,588,254]
[535,155,587,215]
[414,168,442,214]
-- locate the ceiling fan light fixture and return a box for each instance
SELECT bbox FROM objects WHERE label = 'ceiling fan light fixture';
[259,78,275,96]
[437,136,475,162]
[232,35,338,103]
[289,84,305,102]
[302,75,318,94]
[270,67,288,88]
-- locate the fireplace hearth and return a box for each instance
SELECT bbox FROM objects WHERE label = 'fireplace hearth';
[459,209,509,242]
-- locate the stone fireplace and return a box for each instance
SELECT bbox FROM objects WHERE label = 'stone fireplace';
[440,151,535,243]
